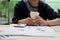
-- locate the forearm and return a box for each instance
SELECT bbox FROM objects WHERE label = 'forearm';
[18,19,28,24]
[47,18,60,26]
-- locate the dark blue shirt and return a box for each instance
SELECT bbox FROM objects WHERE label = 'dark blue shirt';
[12,1,60,23]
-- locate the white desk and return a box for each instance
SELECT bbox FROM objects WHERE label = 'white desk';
[0,25,60,40]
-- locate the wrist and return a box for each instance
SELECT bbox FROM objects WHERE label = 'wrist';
[18,20,21,24]
[39,21,49,26]
[46,21,51,26]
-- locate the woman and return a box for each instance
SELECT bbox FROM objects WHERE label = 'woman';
[12,0,60,26]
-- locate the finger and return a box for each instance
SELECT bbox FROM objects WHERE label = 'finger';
[32,20,40,26]
[35,16,40,19]
[27,19,34,26]
[35,16,44,20]
[33,19,40,23]
[34,24,39,26]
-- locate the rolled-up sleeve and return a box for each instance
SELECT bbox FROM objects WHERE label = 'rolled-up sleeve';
[12,2,23,23]
[45,4,60,20]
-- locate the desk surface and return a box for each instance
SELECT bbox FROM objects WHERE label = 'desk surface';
[0,25,60,40]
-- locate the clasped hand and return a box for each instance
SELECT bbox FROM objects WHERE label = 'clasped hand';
[18,16,48,26]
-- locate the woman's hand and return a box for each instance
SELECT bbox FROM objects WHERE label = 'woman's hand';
[32,16,48,26]
[18,17,35,26]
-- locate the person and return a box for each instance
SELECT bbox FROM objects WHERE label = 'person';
[12,0,60,26]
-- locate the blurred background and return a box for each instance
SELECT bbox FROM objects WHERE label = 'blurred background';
[0,0,60,25]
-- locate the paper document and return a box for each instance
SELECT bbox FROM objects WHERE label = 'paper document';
[0,24,56,37]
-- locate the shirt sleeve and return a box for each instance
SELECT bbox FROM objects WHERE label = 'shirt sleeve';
[45,3,60,20]
[12,2,23,23]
